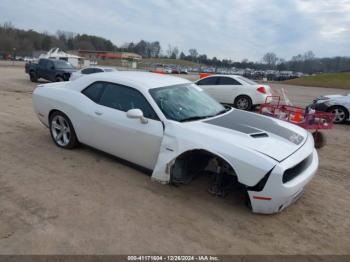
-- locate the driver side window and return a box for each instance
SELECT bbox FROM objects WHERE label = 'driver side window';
[217,77,242,85]
[81,68,94,74]
[196,77,219,85]
[94,68,104,73]
[82,82,159,120]
[46,60,54,69]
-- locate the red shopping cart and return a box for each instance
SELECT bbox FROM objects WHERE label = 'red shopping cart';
[259,96,335,148]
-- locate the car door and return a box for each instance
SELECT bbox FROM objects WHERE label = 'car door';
[37,59,48,79]
[44,60,55,81]
[81,81,163,169]
[216,76,244,104]
[196,77,220,100]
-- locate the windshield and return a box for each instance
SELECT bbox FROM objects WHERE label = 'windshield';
[149,84,228,122]
[237,76,257,85]
[54,60,74,69]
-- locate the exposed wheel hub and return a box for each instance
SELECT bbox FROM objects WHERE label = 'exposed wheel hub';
[332,108,345,123]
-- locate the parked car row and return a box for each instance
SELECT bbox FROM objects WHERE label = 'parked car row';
[144,62,304,81]
[163,68,188,74]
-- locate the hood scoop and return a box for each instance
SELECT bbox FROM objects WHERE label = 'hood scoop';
[205,110,305,145]
[250,133,269,138]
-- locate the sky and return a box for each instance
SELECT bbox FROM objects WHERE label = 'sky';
[0,0,350,61]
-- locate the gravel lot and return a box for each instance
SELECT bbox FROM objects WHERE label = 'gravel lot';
[0,63,349,254]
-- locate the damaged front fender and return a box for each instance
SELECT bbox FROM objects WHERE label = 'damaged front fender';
[151,121,276,187]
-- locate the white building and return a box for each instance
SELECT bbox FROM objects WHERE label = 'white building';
[39,48,91,67]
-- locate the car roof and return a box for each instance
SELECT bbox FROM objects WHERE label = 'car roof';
[202,74,241,78]
[195,74,242,82]
[70,71,191,92]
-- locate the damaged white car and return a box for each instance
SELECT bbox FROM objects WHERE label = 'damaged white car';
[32,72,318,214]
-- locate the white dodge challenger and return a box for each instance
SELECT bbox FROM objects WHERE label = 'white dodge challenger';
[32,71,318,214]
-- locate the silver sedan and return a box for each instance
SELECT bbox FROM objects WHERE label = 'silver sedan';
[309,94,350,123]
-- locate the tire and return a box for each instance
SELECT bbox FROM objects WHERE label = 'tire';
[329,106,349,124]
[244,189,252,210]
[49,111,78,149]
[234,95,252,111]
[55,76,64,82]
[312,131,327,149]
[29,71,37,82]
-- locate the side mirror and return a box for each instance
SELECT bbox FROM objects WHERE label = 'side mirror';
[51,66,55,70]
[126,109,148,124]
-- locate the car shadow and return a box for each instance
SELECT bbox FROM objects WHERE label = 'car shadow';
[78,144,250,214]
[80,144,153,176]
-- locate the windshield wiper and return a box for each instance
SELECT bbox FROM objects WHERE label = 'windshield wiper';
[205,107,231,118]
[214,107,231,116]
[180,108,231,122]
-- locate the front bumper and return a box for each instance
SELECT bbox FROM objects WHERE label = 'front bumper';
[248,134,318,214]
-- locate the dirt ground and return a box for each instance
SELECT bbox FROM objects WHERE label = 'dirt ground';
[0,63,349,254]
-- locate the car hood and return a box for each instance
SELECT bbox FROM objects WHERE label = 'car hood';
[317,94,349,100]
[184,109,308,162]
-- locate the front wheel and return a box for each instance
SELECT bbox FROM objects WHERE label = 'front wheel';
[55,76,64,82]
[29,71,37,82]
[329,106,348,123]
[234,95,252,111]
[49,111,78,149]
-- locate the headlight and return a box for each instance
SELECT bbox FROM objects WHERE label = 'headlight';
[323,101,333,106]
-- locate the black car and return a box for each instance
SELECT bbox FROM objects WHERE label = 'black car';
[25,58,76,82]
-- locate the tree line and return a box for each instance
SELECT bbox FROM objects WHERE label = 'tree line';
[0,22,117,55]
[1,22,350,74]
[261,51,350,74]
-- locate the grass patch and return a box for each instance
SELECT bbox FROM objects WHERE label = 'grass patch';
[283,72,350,89]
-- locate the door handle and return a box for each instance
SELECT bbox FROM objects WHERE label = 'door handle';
[94,111,103,116]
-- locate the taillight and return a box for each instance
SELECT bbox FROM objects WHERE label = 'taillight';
[257,86,267,94]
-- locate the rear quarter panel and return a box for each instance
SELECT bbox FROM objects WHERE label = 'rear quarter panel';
[237,85,264,105]
[32,84,89,141]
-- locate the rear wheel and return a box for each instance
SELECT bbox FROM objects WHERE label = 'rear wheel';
[29,71,37,82]
[55,76,64,82]
[49,111,78,149]
[234,95,252,111]
[329,106,348,123]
